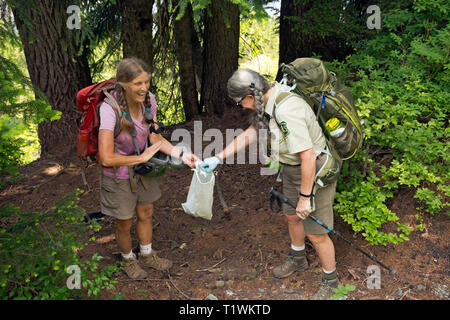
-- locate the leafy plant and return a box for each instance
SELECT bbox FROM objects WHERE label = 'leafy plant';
[328,283,356,300]
[0,189,121,300]
[326,0,449,245]
[260,0,448,246]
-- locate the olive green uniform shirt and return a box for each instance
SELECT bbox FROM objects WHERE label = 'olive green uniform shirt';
[265,83,326,165]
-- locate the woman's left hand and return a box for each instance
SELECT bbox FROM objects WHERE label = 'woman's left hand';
[182,152,200,168]
[296,197,312,220]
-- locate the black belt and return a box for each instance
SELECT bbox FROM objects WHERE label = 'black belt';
[280,162,300,167]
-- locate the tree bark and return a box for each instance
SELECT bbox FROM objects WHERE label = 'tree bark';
[173,1,200,121]
[278,0,364,79]
[12,0,92,156]
[201,0,239,116]
[118,0,154,73]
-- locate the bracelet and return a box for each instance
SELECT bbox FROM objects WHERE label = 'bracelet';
[299,192,314,198]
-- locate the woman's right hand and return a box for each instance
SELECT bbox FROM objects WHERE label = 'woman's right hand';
[199,156,221,173]
[140,141,162,163]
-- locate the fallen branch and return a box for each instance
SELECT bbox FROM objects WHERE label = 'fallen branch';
[195,258,226,272]
[80,168,89,190]
[119,278,167,282]
[168,274,194,300]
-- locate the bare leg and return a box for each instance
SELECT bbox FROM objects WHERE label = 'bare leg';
[136,203,154,246]
[285,214,306,247]
[306,233,336,271]
[115,218,133,254]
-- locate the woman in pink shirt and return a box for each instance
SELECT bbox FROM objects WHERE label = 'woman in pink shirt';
[98,57,198,279]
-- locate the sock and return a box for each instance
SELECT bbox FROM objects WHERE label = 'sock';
[322,268,337,281]
[290,244,306,257]
[140,243,152,255]
[121,251,135,260]
[291,244,305,251]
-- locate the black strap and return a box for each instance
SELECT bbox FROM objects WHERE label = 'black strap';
[150,121,165,134]
[269,194,282,213]
[300,182,316,198]
[299,192,314,198]
[263,112,271,122]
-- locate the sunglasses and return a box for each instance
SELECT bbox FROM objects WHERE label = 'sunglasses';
[236,94,255,108]
[235,96,246,108]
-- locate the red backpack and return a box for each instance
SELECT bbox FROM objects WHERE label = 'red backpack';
[76,78,121,161]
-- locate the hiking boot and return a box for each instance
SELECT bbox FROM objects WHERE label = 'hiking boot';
[123,255,147,280]
[139,251,173,271]
[310,277,340,300]
[272,250,308,279]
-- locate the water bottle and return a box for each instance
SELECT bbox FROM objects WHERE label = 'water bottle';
[326,118,345,137]
[326,118,351,156]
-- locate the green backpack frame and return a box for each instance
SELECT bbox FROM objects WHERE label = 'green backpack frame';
[276,58,365,161]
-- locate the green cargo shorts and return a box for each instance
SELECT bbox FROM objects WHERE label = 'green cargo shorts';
[282,162,337,235]
[100,174,161,220]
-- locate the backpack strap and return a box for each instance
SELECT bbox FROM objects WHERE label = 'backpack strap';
[102,90,123,182]
[271,92,296,138]
[102,90,122,138]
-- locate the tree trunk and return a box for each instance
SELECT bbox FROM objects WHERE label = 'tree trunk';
[278,0,362,79]
[173,1,200,121]
[12,0,92,156]
[201,1,239,116]
[118,0,154,73]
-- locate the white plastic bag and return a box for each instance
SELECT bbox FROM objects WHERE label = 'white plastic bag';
[181,166,215,220]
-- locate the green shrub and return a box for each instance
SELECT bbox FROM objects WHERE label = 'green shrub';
[0,115,26,177]
[328,284,356,300]
[0,189,121,300]
[0,20,60,179]
[326,0,449,245]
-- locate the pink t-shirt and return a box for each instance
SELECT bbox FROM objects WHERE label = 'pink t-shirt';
[99,92,158,179]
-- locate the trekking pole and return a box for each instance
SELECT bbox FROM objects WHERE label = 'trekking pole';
[268,187,397,275]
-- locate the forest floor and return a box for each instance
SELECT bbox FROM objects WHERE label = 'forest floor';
[1,109,448,301]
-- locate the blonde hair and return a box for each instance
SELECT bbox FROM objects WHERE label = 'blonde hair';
[115,57,153,133]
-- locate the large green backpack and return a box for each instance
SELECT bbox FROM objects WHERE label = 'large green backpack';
[275,58,365,161]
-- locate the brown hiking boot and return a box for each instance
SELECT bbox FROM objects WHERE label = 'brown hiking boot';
[139,251,173,271]
[123,255,147,280]
[272,251,308,279]
[310,277,340,300]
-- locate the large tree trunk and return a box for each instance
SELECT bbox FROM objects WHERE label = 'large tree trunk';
[173,1,200,121]
[118,0,154,72]
[12,0,92,156]
[201,1,239,116]
[278,0,365,79]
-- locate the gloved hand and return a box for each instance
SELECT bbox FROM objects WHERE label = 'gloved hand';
[264,157,282,172]
[199,156,220,173]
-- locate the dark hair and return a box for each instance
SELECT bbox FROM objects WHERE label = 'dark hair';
[115,57,152,132]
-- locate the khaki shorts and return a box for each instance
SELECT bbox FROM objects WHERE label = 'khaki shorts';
[100,175,161,220]
[282,163,337,235]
